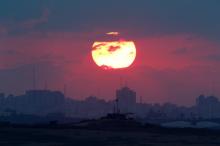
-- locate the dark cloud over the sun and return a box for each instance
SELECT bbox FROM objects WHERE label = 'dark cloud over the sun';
[0,0,220,38]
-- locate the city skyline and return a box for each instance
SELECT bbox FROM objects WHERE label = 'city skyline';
[0,86,220,120]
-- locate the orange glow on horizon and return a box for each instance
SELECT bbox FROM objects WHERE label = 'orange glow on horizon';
[92,41,136,69]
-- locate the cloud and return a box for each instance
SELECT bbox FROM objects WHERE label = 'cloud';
[202,54,220,62]
[20,8,50,29]
[38,0,220,39]
[0,31,89,69]
[171,48,188,55]
[1,1,220,40]
[0,7,50,36]
[0,62,65,96]
[0,49,20,56]
[108,46,120,52]
[0,25,7,35]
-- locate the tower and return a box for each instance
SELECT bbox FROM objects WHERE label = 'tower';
[116,86,136,113]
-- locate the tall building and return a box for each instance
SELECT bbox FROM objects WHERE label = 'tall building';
[196,95,220,119]
[17,90,65,115]
[116,86,136,113]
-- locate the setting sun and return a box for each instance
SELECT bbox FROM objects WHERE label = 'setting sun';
[92,40,136,69]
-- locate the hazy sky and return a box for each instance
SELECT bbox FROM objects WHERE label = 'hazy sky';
[0,0,220,105]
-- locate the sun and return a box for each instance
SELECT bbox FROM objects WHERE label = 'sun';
[92,37,136,69]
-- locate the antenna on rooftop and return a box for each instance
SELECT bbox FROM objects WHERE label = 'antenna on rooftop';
[210,68,217,96]
[211,79,215,96]
[120,76,123,88]
[33,64,37,90]
[140,96,142,104]
[44,80,48,90]
[124,80,128,87]
[115,98,120,114]
[119,76,127,88]
[63,84,67,97]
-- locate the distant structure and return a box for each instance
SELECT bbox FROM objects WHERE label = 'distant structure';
[196,95,220,119]
[0,90,65,116]
[116,86,136,113]
[1,87,220,121]
[24,90,65,115]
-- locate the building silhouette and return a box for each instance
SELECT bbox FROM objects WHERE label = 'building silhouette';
[0,90,65,116]
[116,86,136,113]
[196,95,220,119]
[0,87,220,122]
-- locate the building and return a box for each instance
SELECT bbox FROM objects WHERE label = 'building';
[196,95,220,119]
[116,86,136,113]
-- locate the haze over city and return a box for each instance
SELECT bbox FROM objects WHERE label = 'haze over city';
[1,1,220,146]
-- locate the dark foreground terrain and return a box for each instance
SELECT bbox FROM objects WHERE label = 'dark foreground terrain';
[0,127,220,146]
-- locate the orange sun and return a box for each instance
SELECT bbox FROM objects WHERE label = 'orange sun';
[92,38,136,69]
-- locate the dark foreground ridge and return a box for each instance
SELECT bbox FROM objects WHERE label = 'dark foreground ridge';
[1,113,220,146]
[0,124,220,146]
